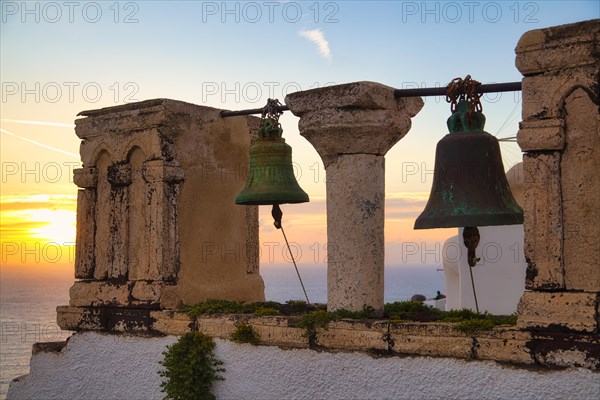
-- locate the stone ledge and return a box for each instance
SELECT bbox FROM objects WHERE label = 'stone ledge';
[517,292,599,333]
[518,118,565,151]
[56,307,600,370]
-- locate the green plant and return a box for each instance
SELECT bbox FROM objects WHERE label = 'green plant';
[253,306,280,316]
[384,301,442,321]
[182,299,251,318]
[231,324,260,345]
[159,332,224,400]
[455,318,496,334]
[297,310,336,347]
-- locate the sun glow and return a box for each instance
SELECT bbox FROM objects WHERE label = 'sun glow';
[1,195,78,268]
[27,209,76,243]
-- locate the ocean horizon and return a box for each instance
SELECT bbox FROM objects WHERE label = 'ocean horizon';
[0,263,444,399]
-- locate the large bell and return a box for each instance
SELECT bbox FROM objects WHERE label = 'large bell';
[414,100,523,229]
[236,118,309,205]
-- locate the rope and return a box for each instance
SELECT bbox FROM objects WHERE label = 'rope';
[467,263,480,314]
[272,204,311,304]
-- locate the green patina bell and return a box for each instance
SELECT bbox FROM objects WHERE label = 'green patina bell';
[236,118,309,205]
[414,100,523,229]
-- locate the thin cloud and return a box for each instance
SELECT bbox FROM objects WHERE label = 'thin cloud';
[298,29,332,61]
[0,128,79,158]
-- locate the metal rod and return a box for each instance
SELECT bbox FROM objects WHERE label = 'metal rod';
[220,81,522,118]
[393,81,522,98]
[221,105,289,118]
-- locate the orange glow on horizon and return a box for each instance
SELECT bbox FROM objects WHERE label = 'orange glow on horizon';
[1,195,77,269]
[1,191,454,271]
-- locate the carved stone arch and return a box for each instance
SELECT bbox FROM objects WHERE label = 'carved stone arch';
[117,134,163,163]
[87,142,116,168]
[552,78,598,118]
[560,87,600,291]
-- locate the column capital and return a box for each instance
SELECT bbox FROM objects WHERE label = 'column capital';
[73,167,97,188]
[285,81,423,167]
[143,160,184,183]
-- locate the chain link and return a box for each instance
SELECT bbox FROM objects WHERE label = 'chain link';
[445,75,483,115]
[261,98,284,122]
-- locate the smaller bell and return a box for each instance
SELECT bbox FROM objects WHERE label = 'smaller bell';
[236,118,309,205]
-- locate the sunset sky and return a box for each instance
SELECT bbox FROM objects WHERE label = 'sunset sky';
[1,1,597,273]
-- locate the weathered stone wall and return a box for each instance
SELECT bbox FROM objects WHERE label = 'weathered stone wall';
[59,99,264,331]
[515,19,600,332]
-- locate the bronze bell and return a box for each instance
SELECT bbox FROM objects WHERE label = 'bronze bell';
[236,118,309,205]
[414,100,523,229]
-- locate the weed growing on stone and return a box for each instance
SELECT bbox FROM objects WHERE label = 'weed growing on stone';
[231,324,260,345]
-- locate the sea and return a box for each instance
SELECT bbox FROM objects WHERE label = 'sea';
[0,264,444,399]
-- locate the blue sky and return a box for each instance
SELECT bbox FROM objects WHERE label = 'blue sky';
[1,1,598,268]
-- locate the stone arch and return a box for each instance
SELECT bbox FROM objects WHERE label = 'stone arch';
[560,87,600,291]
[87,142,115,168]
[117,134,163,163]
[551,77,598,118]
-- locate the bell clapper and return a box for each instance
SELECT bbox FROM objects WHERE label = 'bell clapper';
[272,203,283,229]
[463,226,481,267]
[271,204,310,305]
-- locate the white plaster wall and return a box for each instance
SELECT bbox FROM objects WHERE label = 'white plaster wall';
[443,225,527,314]
[8,332,599,400]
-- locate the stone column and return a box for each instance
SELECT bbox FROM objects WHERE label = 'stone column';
[73,167,97,279]
[286,82,423,313]
[515,19,600,333]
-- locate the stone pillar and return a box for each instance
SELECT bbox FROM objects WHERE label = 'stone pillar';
[285,82,423,312]
[515,19,600,333]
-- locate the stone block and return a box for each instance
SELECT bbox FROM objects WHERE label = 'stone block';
[523,153,564,290]
[529,331,600,369]
[392,333,473,359]
[57,305,100,331]
[285,81,404,114]
[142,161,184,183]
[316,320,388,351]
[69,281,131,307]
[475,328,533,365]
[131,281,164,306]
[73,167,97,188]
[515,19,600,75]
[150,311,193,335]
[57,305,154,332]
[517,118,565,151]
[517,292,599,333]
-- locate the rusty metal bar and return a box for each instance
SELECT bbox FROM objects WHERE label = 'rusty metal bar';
[393,81,522,98]
[220,81,522,117]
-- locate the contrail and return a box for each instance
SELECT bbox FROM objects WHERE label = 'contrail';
[1,119,75,128]
[0,128,79,158]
